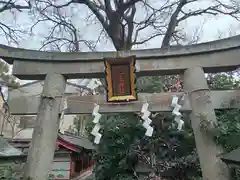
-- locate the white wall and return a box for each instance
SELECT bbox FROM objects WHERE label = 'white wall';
[51,156,71,180]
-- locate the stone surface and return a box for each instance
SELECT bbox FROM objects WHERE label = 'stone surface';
[184,67,230,180]
[1,35,240,63]
[23,73,66,180]
[8,90,240,115]
[12,47,239,79]
[0,35,238,79]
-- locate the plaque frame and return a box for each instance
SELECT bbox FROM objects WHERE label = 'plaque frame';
[104,56,137,102]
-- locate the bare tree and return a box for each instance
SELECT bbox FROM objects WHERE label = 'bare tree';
[30,1,97,52]
[33,0,240,51]
[0,0,31,44]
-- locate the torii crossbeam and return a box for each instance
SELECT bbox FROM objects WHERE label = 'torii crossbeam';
[0,35,239,180]
[0,35,239,80]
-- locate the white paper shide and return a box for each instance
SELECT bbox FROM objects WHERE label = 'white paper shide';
[171,95,184,130]
[91,104,102,144]
[141,102,154,137]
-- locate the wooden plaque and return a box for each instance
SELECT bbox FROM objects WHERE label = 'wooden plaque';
[104,56,137,102]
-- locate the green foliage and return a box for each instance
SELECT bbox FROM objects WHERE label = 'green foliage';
[207,73,239,90]
[0,165,58,180]
[88,71,240,180]
[137,76,164,93]
[151,115,201,179]
[86,109,201,179]
[214,109,240,179]
[207,73,240,180]
[207,73,240,151]
[86,113,145,180]
[136,76,201,179]
[137,75,182,93]
[0,164,29,180]
[214,109,240,152]
[87,74,200,180]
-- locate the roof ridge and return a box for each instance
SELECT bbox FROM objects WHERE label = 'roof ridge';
[62,131,89,140]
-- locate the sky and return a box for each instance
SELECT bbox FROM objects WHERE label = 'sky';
[1,0,239,49]
[0,0,239,84]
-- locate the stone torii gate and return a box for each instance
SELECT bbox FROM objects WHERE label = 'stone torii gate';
[2,35,240,180]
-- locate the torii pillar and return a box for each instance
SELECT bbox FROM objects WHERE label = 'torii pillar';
[24,73,66,180]
[184,67,229,180]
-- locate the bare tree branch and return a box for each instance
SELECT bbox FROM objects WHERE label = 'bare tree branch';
[33,0,240,50]
[31,1,95,52]
[0,0,31,44]
[161,0,187,48]
[0,0,31,13]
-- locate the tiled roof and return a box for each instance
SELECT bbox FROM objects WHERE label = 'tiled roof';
[8,132,94,151]
[58,133,94,150]
[0,137,22,156]
[221,147,240,165]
